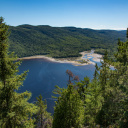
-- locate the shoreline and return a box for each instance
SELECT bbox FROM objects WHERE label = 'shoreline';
[18,51,103,66]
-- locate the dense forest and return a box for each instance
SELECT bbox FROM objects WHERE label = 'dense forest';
[0,17,128,128]
[8,24,126,58]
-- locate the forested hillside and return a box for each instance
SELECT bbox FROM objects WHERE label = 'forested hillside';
[8,25,126,58]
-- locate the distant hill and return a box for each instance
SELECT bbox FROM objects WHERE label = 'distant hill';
[8,25,126,58]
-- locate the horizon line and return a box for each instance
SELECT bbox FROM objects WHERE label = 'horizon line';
[8,23,127,31]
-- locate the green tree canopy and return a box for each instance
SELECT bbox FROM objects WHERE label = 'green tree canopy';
[0,17,38,128]
[53,84,84,128]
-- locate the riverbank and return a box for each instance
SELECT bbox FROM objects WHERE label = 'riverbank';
[18,51,103,66]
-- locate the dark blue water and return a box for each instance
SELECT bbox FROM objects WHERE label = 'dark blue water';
[18,55,102,114]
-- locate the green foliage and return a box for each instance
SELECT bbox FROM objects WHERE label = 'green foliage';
[53,85,84,128]
[95,34,128,127]
[75,66,102,127]
[76,76,90,101]
[34,95,52,128]
[0,17,38,128]
[8,25,126,58]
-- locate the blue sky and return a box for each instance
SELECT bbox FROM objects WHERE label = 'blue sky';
[0,0,128,30]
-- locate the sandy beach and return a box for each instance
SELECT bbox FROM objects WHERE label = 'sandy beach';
[89,53,102,62]
[18,51,103,66]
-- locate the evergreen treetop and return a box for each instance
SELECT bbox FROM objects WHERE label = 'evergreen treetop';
[0,17,38,128]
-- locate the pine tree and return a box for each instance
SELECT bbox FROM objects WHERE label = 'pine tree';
[0,17,37,128]
[35,95,52,128]
[86,64,102,127]
[95,51,117,127]
[66,69,79,85]
[53,84,84,128]
[76,76,90,101]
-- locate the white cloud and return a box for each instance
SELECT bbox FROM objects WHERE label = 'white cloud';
[93,25,127,30]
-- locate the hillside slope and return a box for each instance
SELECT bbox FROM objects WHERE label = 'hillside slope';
[8,25,126,58]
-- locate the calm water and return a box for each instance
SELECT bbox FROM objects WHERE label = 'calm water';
[18,55,101,114]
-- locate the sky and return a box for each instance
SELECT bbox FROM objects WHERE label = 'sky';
[0,0,128,30]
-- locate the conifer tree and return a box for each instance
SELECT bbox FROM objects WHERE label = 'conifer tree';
[96,51,117,127]
[76,76,90,101]
[86,64,102,127]
[53,84,84,128]
[0,17,37,128]
[35,95,52,128]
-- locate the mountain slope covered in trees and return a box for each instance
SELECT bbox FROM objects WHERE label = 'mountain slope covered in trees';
[8,25,126,58]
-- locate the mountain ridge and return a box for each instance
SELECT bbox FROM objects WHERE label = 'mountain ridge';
[8,24,126,58]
